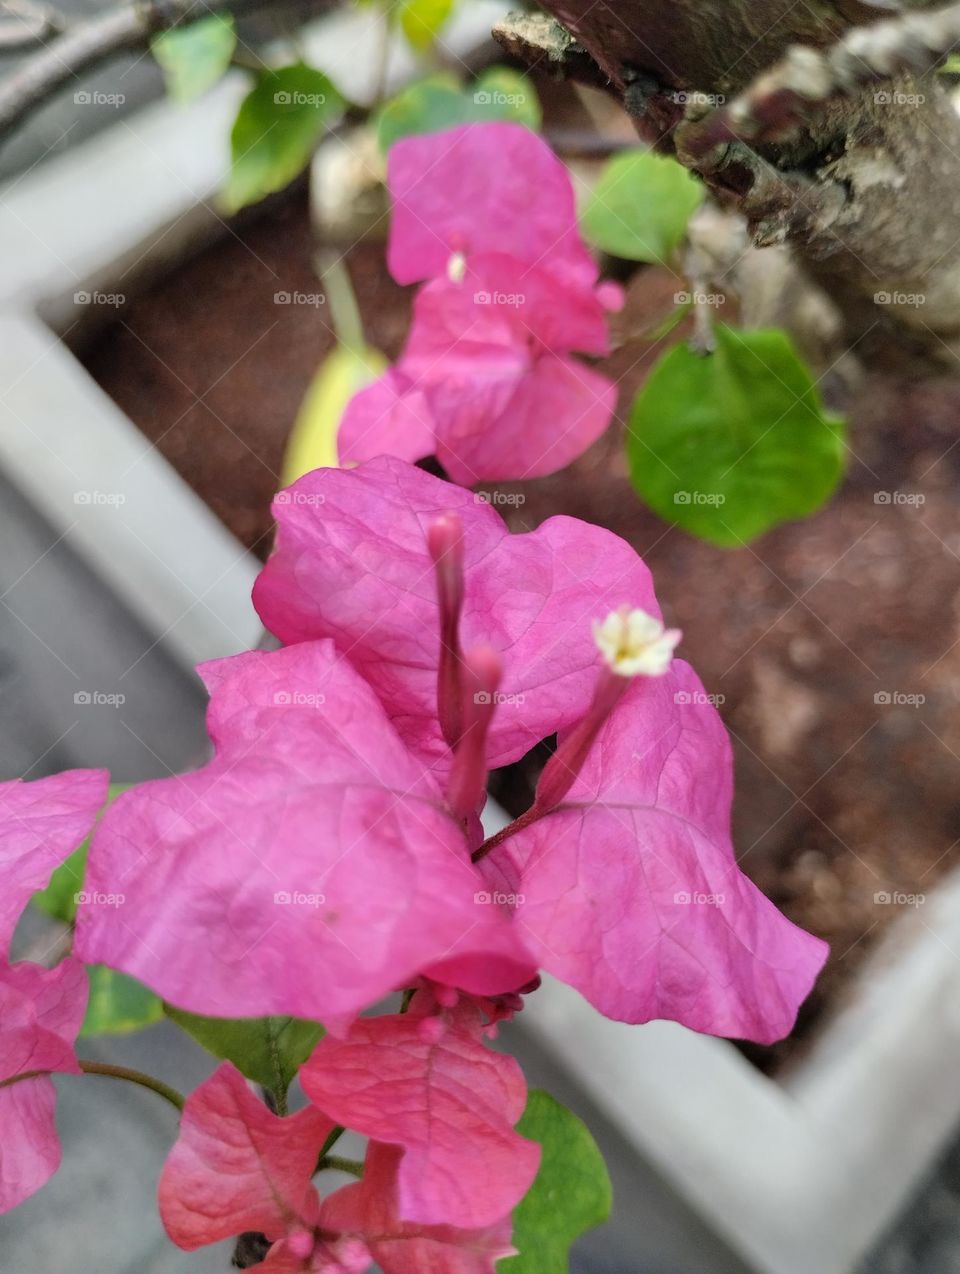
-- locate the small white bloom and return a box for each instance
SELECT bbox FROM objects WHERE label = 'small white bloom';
[593,607,682,677]
[447,251,467,283]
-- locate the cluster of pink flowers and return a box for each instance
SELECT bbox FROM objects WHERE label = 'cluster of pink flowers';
[339,122,624,484]
[0,456,826,1269]
[0,121,828,1273]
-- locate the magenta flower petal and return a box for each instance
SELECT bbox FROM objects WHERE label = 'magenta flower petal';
[302,1003,539,1229]
[490,662,829,1044]
[254,458,659,778]
[435,354,616,484]
[386,123,597,288]
[0,769,109,953]
[75,642,521,1026]
[0,957,87,1212]
[338,371,436,469]
[159,1062,334,1250]
[323,1142,515,1274]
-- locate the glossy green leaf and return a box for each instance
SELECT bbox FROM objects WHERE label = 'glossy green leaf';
[581,149,703,263]
[375,67,541,152]
[80,966,164,1036]
[32,783,129,923]
[165,1007,323,1095]
[398,0,453,50]
[225,64,344,212]
[500,1090,611,1272]
[627,324,846,545]
[152,13,236,104]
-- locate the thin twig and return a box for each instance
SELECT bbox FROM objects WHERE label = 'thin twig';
[0,1059,185,1112]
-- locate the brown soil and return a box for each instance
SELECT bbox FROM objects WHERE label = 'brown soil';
[83,188,960,1076]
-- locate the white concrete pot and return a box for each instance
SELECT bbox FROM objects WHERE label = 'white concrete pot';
[1,14,954,1271]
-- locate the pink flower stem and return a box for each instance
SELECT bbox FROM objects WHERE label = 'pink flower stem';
[428,513,466,749]
[446,646,502,823]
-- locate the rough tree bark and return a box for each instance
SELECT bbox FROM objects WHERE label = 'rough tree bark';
[504,0,960,361]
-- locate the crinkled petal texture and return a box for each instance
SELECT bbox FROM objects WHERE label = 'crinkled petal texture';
[386,122,597,289]
[0,769,109,952]
[0,957,87,1212]
[254,458,658,780]
[486,662,829,1044]
[324,1142,514,1274]
[75,641,526,1027]
[340,255,616,484]
[159,1062,332,1248]
[302,1003,539,1229]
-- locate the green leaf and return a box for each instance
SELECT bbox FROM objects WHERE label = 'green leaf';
[375,67,541,152]
[500,1090,611,1272]
[225,64,344,212]
[152,13,236,104]
[32,783,129,923]
[398,0,453,51]
[581,149,703,263]
[627,324,846,546]
[80,966,164,1036]
[165,1007,323,1095]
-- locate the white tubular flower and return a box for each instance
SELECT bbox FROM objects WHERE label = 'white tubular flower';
[593,607,682,678]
